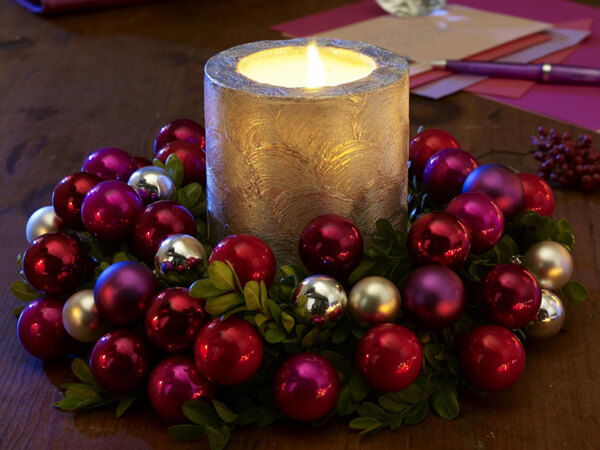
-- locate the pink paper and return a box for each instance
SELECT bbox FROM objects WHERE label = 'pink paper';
[272,0,600,132]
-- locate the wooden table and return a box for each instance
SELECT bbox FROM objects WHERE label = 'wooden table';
[1,0,598,448]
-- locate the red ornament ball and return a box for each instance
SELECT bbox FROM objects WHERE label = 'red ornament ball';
[462,164,524,219]
[519,173,555,217]
[445,193,504,254]
[133,201,196,261]
[273,353,340,422]
[17,298,74,359]
[480,264,542,329]
[144,288,209,354]
[409,129,461,180]
[94,261,159,326]
[81,147,138,181]
[299,214,363,280]
[154,118,206,153]
[156,140,206,186]
[460,324,525,391]
[90,329,153,395]
[402,265,465,329]
[133,156,153,169]
[147,356,216,422]
[81,180,143,242]
[355,323,422,392]
[194,317,263,385]
[209,234,276,287]
[407,211,471,269]
[52,172,101,229]
[22,232,85,294]
[423,148,479,203]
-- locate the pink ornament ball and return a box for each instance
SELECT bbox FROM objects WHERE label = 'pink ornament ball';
[423,148,479,203]
[462,164,524,219]
[409,129,461,180]
[17,298,75,359]
[155,140,206,186]
[402,265,466,329]
[154,118,206,154]
[133,201,197,261]
[90,329,153,395]
[273,353,340,422]
[445,193,504,254]
[81,180,143,242]
[81,147,138,181]
[147,356,215,422]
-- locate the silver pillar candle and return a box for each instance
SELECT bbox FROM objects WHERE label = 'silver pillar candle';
[204,38,409,264]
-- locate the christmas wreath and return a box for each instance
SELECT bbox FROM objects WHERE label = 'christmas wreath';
[13,119,591,449]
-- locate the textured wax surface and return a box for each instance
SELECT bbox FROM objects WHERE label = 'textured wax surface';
[204,38,409,265]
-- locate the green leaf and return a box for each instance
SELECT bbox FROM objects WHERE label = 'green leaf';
[265,327,286,344]
[254,313,270,328]
[11,280,39,303]
[165,154,185,187]
[403,401,429,425]
[65,384,102,400]
[71,359,98,386]
[337,386,358,416]
[212,400,238,423]
[153,158,166,170]
[243,281,261,311]
[190,279,229,300]
[182,400,220,426]
[349,416,380,431]
[168,424,205,441]
[349,374,370,402]
[357,402,387,421]
[430,380,459,420]
[423,342,445,373]
[378,393,408,413]
[266,299,282,322]
[348,260,376,285]
[205,292,245,316]
[259,281,270,312]
[560,280,588,307]
[281,312,295,334]
[397,383,423,404]
[208,261,236,291]
[181,183,204,207]
[115,395,136,418]
[112,252,129,263]
[204,425,230,450]
[12,305,26,317]
[331,326,349,344]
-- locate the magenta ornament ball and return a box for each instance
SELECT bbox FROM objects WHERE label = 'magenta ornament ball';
[423,148,479,203]
[147,356,216,422]
[90,329,153,395]
[480,264,542,329]
[22,232,85,294]
[445,193,505,254]
[407,211,471,269]
[154,118,206,154]
[81,180,143,242]
[17,298,75,359]
[94,261,159,326]
[402,265,466,329]
[82,147,138,182]
[273,353,340,422]
[462,164,524,219]
[133,201,197,261]
[144,287,209,354]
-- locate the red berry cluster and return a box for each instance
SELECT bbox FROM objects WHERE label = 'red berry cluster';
[532,127,599,192]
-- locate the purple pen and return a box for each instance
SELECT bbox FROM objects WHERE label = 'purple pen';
[428,60,600,85]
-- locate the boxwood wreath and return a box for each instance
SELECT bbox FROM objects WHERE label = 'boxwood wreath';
[12,123,590,450]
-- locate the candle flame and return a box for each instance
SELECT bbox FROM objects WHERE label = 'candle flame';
[305,43,326,88]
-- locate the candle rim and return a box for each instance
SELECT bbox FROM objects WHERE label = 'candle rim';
[205,38,408,99]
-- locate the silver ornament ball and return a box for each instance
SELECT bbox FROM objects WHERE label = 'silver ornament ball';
[349,276,401,326]
[26,206,61,242]
[62,289,109,343]
[526,289,566,339]
[155,234,207,276]
[522,241,573,290]
[294,275,348,327]
[127,166,176,204]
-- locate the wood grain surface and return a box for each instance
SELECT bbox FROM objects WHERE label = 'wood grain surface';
[0,1,598,449]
